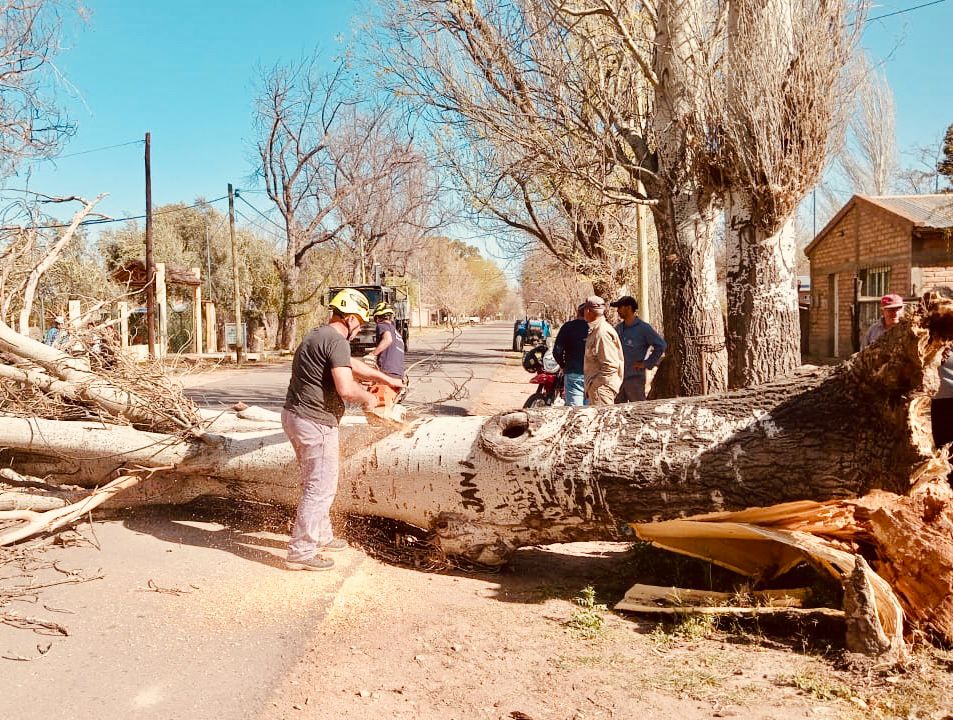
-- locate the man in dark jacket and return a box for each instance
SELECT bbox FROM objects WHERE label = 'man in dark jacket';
[552,303,589,406]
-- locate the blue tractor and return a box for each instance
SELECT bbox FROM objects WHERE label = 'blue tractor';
[512,316,551,352]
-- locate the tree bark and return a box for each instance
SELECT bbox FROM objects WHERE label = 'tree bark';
[278,260,300,351]
[3,304,947,558]
[4,298,953,644]
[648,0,728,398]
[649,194,728,397]
[725,193,801,388]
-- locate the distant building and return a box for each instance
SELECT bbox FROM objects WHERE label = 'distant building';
[797,275,811,306]
[804,194,953,358]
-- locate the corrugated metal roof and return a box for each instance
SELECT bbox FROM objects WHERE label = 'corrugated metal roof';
[864,194,953,229]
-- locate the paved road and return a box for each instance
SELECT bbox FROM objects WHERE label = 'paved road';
[182,321,519,415]
[1,321,520,720]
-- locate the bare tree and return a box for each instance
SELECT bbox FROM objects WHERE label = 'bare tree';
[556,0,731,396]
[254,57,407,348]
[374,0,647,300]
[837,57,898,197]
[0,0,74,178]
[700,0,865,387]
[896,131,952,195]
[519,247,593,323]
[330,115,449,281]
[815,55,898,221]
[418,237,481,322]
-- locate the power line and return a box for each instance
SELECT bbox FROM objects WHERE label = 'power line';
[232,207,285,241]
[867,0,948,22]
[235,192,286,232]
[0,194,229,231]
[30,139,144,163]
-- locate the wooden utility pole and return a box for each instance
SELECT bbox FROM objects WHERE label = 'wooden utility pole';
[636,204,649,323]
[228,184,244,364]
[145,132,156,358]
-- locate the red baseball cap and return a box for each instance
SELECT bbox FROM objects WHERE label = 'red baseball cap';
[880,294,903,309]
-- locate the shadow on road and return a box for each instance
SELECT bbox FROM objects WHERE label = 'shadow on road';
[122,497,293,570]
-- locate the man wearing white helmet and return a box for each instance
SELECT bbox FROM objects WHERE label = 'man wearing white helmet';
[282,288,403,571]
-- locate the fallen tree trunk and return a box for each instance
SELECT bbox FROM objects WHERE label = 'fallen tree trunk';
[2,298,953,648]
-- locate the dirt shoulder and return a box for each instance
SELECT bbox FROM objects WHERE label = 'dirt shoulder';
[258,357,953,720]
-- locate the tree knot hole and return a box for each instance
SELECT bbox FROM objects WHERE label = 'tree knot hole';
[500,412,529,439]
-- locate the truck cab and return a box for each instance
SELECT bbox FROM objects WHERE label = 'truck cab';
[327,284,410,354]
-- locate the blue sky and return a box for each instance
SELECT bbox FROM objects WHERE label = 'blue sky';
[16,0,363,231]
[8,0,953,233]
[862,0,953,154]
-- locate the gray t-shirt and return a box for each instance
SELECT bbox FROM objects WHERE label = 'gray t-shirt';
[374,321,405,378]
[284,325,352,426]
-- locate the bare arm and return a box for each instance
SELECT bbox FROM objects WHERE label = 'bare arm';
[350,358,403,389]
[331,366,378,410]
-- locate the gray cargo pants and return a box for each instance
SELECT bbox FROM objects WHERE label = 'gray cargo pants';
[281,409,340,562]
[615,375,647,403]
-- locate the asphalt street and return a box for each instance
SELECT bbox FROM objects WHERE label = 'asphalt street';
[0,321,521,720]
[181,321,519,415]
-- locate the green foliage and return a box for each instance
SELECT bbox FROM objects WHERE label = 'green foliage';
[565,585,608,639]
[939,122,953,189]
[649,612,717,647]
[97,200,283,324]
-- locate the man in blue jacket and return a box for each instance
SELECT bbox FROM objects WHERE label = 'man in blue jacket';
[610,295,666,402]
[552,303,589,406]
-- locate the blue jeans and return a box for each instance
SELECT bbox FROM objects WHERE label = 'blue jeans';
[564,372,586,406]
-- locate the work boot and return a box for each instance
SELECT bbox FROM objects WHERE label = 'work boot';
[285,554,334,571]
[320,538,348,552]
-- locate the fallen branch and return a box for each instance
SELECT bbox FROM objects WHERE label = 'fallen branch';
[0,474,144,546]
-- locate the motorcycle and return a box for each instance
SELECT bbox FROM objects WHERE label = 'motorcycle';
[521,343,564,408]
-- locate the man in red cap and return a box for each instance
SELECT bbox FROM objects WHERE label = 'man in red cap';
[862,293,905,348]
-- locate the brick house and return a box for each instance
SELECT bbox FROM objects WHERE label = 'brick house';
[804,194,953,358]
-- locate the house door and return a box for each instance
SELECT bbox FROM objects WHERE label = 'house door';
[828,273,839,356]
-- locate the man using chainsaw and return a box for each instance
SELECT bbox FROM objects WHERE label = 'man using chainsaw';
[282,289,403,571]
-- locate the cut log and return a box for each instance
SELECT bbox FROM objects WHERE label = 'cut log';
[0,474,143,545]
[0,317,198,433]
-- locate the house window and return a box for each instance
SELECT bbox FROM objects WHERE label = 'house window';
[860,266,891,298]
